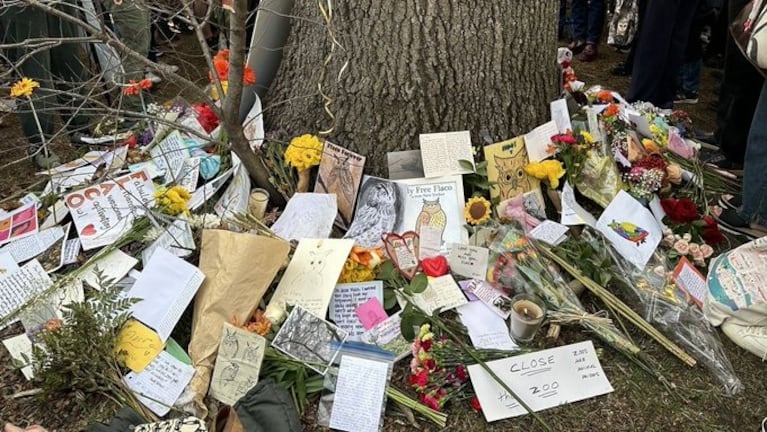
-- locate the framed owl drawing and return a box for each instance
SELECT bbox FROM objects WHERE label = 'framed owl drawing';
[484,136,544,206]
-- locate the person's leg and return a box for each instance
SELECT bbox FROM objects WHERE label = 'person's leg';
[104,0,151,114]
[570,0,588,52]
[628,0,677,105]
[737,82,767,230]
[586,0,605,45]
[658,0,699,108]
[559,0,568,40]
[676,59,703,101]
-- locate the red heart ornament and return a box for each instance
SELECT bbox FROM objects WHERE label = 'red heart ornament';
[420,255,449,277]
[382,231,420,280]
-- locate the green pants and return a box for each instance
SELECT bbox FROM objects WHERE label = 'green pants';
[0,2,92,147]
[102,0,151,113]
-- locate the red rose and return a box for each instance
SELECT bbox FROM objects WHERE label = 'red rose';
[193,103,220,133]
[470,396,482,412]
[661,198,699,224]
[421,255,449,277]
[702,216,726,245]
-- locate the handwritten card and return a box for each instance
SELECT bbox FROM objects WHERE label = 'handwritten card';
[529,220,570,246]
[524,121,559,163]
[419,130,474,177]
[269,239,354,318]
[409,274,468,315]
[329,281,383,339]
[1,225,64,263]
[596,191,662,270]
[463,279,513,319]
[356,298,388,330]
[116,319,165,372]
[418,225,443,259]
[128,247,205,342]
[468,341,613,422]
[2,333,34,379]
[62,239,81,265]
[150,130,190,180]
[210,322,267,406]
[561,182,596,227]
[271,193,338,241]
[360,312,411,361]
[0,259,52,323]
[177,157,201,193]
[124,351,195,416]
[448,244,490,280]
[329,355,390,432]
[550,99,572,134]
[457,301,516,351]
[672,258,707,308]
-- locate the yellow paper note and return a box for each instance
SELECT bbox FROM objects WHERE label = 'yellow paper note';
[115,319,164,372]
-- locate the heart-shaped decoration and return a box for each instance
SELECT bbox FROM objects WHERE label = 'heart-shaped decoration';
[420,255,449,277]
[80,223,97,237]
[382,231,420,280]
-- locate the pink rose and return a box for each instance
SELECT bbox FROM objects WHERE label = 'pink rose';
[700,244,714,259]
[688,243,701,254]
[694,258,706,268]
[691,249,704,262]
[662,235,675,247]
[673,239,690,255]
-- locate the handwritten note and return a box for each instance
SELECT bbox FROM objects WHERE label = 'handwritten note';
[409,274,468,315]
[419,130,474,177]
[418,225,443,259]
[62,239,81,265]
[468,341,613,422]
[177,157,201,193]
[524,121,559,163]
[0,259,52,323]
[128,248,205,342]
[463,279,513,319]
[271,193,338,241]
[457,301,516,351]
[561,182,597,227]
[124,351,195,416]
[150,130,190,180]
[329,281,383,339]
[529,220,570,246]
[141,219,195,264]
[210,322,267,406]
[115,319,165,372]
[2,333,34,379]
[1,225,64,264]
[356,298,388,330]
[448,244,489,280]
[360,312,411,361]
[550,99,572,134]
[672,258,707,308]
[329,355,390,432]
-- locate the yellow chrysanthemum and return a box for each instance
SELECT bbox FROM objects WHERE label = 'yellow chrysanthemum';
[154,185,191,216]
[209,80,230,101]
[524,160,566,189]
[10,78,40,98]
[579,130,595,144]
[284,134,323,171]
[464,196,491,226]
[641,138,662,154]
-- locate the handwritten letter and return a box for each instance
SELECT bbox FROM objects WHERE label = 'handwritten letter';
[329,355,390,432]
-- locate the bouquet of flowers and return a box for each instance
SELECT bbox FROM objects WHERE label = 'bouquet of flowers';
[409,324,471,411]
[659,197,725,268]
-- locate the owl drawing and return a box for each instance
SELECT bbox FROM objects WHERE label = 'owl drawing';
[415,198,446,243]
[287,248,330,294]
[344,179,399,248]
[494,155,534,201]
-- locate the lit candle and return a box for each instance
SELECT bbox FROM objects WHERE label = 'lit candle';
[509,294,546,344]
[248,188,269,220]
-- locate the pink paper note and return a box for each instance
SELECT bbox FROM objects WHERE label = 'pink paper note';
[355,298,388,330]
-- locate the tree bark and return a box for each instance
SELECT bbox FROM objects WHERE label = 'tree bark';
[265,1,559,174]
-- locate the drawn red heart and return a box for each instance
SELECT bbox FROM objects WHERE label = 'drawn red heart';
[80,224,97,237]
[382,231,420,280]
[421,255,449,277]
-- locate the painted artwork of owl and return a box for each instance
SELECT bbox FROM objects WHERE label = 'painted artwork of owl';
[415,198,446,243]
[484,136,540,201]
[344,178,400,248]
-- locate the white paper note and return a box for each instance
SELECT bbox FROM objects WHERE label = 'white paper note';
[648,195,668,230]
[38,150,105,176]
[524,121,559,163]
[409,274,468,315]
[63,239,81,265]
[177,157,201,193]
[0,251,20,281]
[329,355,390,432]
[550,99,572,134]
[271,193,338,241]
[359,312,411,361]
[214,156,251,220]
[457,301,517,351]
[529,220,570,246]
[596,191,662,270]
[1,226,64,263]
[150,130,190,180]
[124,351,195,416]
[468,341,613,422]
[188,167,234,211]
[418,225,443,259]
[128,248,205,341]
[561,182,597,227]
[141,219,195,265]
[73,249,137,291]
[40,200,69,230]
[2,333,35,379]
[419,130,474,177]
[210,323,267,406]
[448,244,490,280]
[0,259,52,322]
[463,279,513,319]
[50,165,97,191]
[329,281,384,340]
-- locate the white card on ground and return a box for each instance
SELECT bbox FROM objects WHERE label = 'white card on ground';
[214,155,251,220]
[561,182,596,227]
[177,157,201,193]
[188,167,234,211]
[329,281,384,340]
[524,121,559,162]
[210,323,267,406]
[37,150,105,176]
[141,219,195,265]
[41,200,69,230]
[62,239,81,265]
[359,312,411,361]
[50,165,98,191]
[0,259,52,323]
[672,258,707,308]
[73,249,137,291]
[457,301,516,351]
[271,193,338,241]
[648,195,668,230]
[550,99,572,134]
[2,333,35,379]
[529,220,570,246]
[596,190,662,270]
[409,274,468,315]
[419,130,474,177]
[128,248,205,341]
[1,226,64,263]
[463,279,513,319]
[150,130,190,180]
[448,243,490,280]
[329,355,390,432]
[124,351,195,417]
[468,340,613,422]
[0,251,19,281]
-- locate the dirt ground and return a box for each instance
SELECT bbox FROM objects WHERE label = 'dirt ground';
[1,31,765,432]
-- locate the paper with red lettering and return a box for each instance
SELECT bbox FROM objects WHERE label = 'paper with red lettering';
[65,169,156,250]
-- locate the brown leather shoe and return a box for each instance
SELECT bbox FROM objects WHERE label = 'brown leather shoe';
[568,40,586,54]
[579,44,598,62]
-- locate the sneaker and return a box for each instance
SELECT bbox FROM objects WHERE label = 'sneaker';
[155,62,179,74]
[721,321,767,360]
[715,207,764,239]
[578,44,598,62]
[145,70,163,84]
[568,40,586,55]
[718,194,742,210]
[674,91,699,104]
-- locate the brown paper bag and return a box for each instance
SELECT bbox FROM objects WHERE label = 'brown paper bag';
[188,230,290,416]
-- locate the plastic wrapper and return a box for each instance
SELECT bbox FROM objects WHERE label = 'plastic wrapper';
[577,151,623,208]
[579,228,743,395]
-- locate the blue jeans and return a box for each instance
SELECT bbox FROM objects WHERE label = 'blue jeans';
[571,0,605,44]
[739,82,767,226]
[678,59,702,95]
[559,0,568,38]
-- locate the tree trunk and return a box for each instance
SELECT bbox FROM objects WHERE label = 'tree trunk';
[265,1,559,174]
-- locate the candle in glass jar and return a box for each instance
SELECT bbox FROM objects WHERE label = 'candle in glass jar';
[248,188,269,220]
[509,294,546,343]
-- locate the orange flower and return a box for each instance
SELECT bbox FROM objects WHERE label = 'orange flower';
[243,67,256,85]
[209,48,256,85]
[139,78,153,90]
[597,90,614,102]
[233,309,272,336]
[123,79,140,96]
[350,246,384,268]
[603,103,620,117]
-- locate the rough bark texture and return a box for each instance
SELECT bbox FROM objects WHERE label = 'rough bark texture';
[265,1,559,173]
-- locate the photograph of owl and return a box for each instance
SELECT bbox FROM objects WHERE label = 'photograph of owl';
[344,177,401,248]
[415,198,447,244]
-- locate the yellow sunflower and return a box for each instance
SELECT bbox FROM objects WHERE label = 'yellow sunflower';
[10,77,40,98]
[464,196,491,225]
